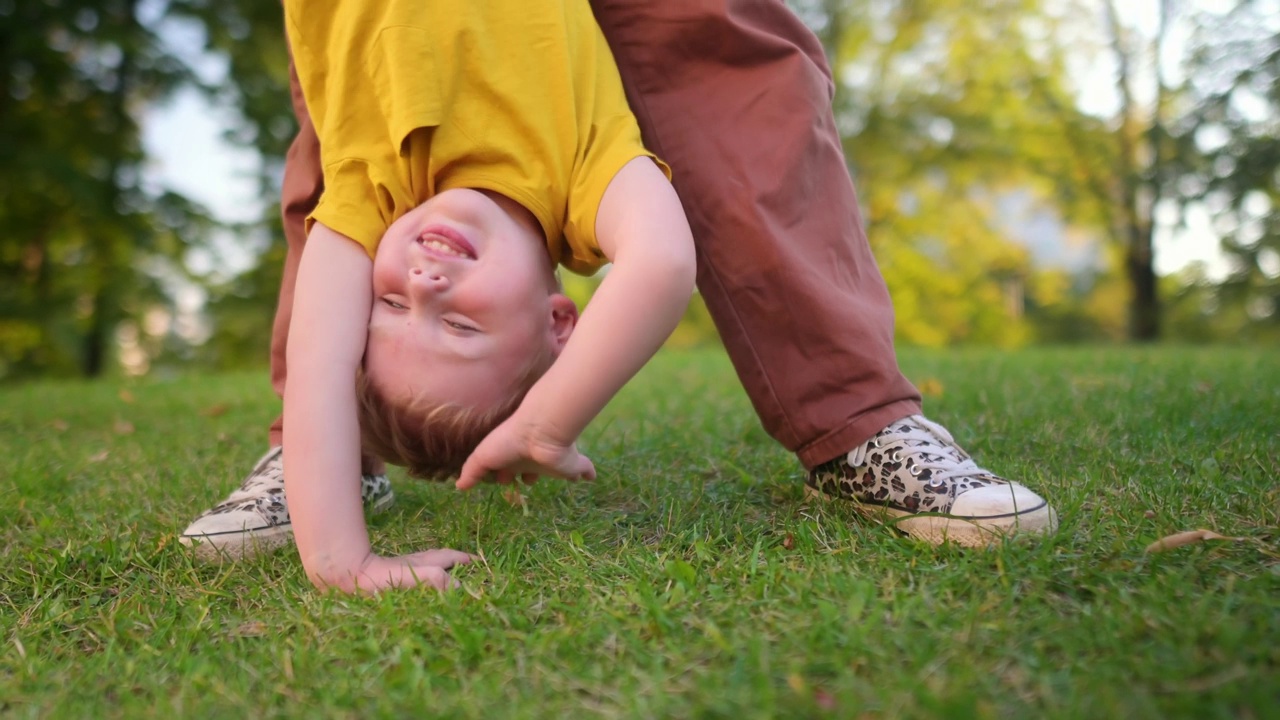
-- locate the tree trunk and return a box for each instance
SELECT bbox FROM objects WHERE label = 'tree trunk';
[1105,0,1168,342]
[83,292,108,377]
[81,0,139,377]
[1127,225,1160,340]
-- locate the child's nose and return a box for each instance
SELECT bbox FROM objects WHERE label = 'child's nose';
[410,267,450,295]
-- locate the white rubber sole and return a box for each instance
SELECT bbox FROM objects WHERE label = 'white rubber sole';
[804,485,1057,547]
[178,522,294,562]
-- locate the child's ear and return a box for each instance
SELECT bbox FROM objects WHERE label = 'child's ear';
[548,293,578,353]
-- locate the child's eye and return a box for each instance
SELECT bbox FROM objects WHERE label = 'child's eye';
[381,298,407,310]
[445,320,477,332]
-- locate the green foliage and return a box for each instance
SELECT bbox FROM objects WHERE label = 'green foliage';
[1179,0,1280,341]
[796,0,1109,346]
[0,0,218,379]
[2,349,1277,716]
[795,0,1278,345]
[147,0,296,372]
[6,1,1278,380]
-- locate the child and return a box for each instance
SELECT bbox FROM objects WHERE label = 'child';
[182,1,1057,578]
[275,0,695,592]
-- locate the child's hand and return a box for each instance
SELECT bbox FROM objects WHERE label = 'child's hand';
[327,549,474,594]
[455,415,596,490]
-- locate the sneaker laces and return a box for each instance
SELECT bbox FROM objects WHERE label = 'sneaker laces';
[227,448,285,500]
[846,415,994,488]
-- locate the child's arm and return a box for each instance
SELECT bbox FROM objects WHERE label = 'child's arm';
[284,222,471,592]
[456,157,696,488]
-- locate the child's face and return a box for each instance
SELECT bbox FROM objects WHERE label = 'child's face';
[364,188,572,409]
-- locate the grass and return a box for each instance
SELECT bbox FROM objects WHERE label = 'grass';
[1,346,1277,719]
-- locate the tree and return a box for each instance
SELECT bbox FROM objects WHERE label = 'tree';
[0,0,215,378]
[162,0,295,369]
[790,0,1113,346]
[1098,0,1177,341]
[1183,0,1280,341]
[1020,0,1271,343]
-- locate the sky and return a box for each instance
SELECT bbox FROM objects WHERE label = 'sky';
[139,0,1234,280]
[144,86,262,227]
[139,12,266,277]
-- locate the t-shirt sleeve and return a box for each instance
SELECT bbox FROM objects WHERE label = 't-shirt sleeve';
[286,5,421,260]
[308,158,398,259]
[560,117,671,276]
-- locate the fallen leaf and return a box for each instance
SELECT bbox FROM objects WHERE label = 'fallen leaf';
[113,419,135,435]
[118,389,135,403]
[88,450,110,463]
[502,488,527,507]
[1145,529,1242,554]
[782,533,795,550]
[1143,510,1156,519]
[231,621,268,638]
[201,403,230,418]
[51,419,69,432]
[787,673,806,695]
[916,377,945,398]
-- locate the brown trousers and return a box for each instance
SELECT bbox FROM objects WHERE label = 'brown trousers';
[267,0,922,473]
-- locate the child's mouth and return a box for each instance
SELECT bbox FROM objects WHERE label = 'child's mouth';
[418,224,477,260]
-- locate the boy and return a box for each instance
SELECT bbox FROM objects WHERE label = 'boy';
[276,0,695,592]
[182,1,1058,579]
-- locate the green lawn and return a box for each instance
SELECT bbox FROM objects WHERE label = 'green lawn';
[2,347,1277,718]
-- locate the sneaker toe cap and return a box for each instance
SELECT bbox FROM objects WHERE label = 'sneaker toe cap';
[179,510,293,562]
[952,483,1057,530]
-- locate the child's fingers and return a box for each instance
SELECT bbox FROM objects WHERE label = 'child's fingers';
[401,565,452,591]
[455,458,488,490]
[407,549,473,569]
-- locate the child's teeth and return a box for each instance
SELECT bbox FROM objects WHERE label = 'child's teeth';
[425,239,464,257]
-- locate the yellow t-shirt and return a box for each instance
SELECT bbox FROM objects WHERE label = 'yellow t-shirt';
[283,0,668,275]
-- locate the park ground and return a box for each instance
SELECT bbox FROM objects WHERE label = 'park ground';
[1,346,1277,718]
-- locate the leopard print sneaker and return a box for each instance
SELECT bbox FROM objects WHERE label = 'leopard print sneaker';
[178,446,395,561]
[806,415,1056,546]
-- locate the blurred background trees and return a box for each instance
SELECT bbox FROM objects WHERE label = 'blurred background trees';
[1180,0,1280,343]
[1,0,1276,379]
[1,0,213,378]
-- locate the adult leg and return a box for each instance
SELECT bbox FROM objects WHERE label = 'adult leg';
[591,0,919,468]
[179,61,392,561]
[591,0,1056,544]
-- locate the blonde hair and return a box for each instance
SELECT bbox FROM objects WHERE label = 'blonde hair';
[355,348,556,480]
